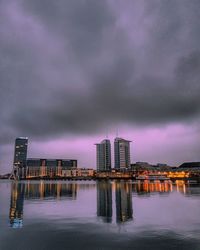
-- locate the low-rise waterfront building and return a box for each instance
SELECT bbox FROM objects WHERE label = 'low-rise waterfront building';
[62,168,95,178]
[178,162,200,170]
[26,158,77,178]
[62,169,73,177]
[96,170,133,179]
[76,168,95,177]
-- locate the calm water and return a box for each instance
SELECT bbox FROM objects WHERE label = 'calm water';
[0,180,200,250]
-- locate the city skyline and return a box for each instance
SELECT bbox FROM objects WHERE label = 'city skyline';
[1,1,200,249]
[1,0,200,173]
[1,130,199,174]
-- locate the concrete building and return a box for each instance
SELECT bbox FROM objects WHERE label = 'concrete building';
[76,168,94,177]
[114,137,131,170]
[26,158,77,178]
[95,139,111,172]
[62,168,95,178]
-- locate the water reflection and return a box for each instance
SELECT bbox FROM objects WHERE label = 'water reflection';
[97,181,112,223]
[96,180,133,223]
[4,180,200,250]
[9,180,200,229]
[133,180,172,195]
[175,180,200,196]
[25,182,77,200]
[9,182,25,228]
[9,182,78,228]
[115,181,133,223]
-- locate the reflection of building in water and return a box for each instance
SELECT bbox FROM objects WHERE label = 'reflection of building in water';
[9,182,78,228]
[25,182,77,200]
[97,181,112,223]
[115,181,133,223]
[175,180,186,194]
[134,181,172,195]
[9,182,25,228]
[175,181,200,196]
[183,185,200,196]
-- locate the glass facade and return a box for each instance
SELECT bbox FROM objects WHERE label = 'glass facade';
[26,158,78,178]
[114,137,131,169]
[96,139,111,172]
[13,137,28,179]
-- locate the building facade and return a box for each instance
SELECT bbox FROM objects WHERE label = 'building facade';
[26,158,77,178]
[114,137,131,169]
[95,139,111,172]
[13,137,28,179]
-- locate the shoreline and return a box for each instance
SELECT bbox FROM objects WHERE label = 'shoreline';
[1,177,200,183]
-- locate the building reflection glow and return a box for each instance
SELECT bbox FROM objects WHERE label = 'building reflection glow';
[133,180,173,195]
[97,180,133,223]
[176,180,186,194]
[9,181,79,228]
[9,180,200,228]
[115,181,133,223]
[97,181,112,223]
[25,182,77,200]
[9,182,25,228]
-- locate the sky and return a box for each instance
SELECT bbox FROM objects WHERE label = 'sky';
[0,0,200,173]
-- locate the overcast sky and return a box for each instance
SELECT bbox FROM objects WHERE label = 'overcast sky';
[0,0,200,173]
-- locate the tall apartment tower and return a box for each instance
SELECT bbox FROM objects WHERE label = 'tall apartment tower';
[114,137,131,169]
[95,139,111,172]
[13,137,28,179]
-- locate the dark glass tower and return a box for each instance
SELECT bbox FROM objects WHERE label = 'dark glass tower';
[95,139,111,172]
[13,137,28,179]
[114,137,131,169]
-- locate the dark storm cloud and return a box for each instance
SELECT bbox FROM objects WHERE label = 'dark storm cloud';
[0,0,200,144]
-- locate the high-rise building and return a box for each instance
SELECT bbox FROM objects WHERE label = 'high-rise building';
[95,139,111,172]
[13,137,28,179]
[114,137,131,169]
